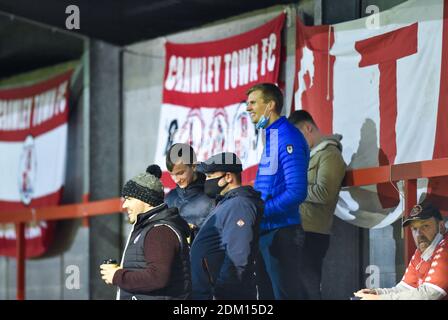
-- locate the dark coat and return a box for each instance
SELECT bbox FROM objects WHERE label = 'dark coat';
[165,172,215,228]
[190,186,263,300]
[118,204,191,300]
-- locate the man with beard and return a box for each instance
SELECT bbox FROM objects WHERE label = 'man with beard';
[355,200,448,300]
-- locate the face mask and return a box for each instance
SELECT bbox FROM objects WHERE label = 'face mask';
[204,175,227,198]
[255,105,271,130]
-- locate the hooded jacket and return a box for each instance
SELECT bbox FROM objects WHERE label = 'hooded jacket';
[190,186,264,300]
[300,134,346,234]
[115,204,191,300]
[254,116,309,231]
[165,172,215,228]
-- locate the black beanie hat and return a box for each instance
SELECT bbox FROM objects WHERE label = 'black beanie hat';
[121,165,164,207]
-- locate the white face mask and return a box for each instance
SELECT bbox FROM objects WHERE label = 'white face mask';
[421,233,444,261]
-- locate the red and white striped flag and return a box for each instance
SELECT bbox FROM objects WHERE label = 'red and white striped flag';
[0,71,72,257]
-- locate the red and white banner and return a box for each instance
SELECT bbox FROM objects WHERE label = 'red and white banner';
[156,14,285,187]
[294,0,448,228]
[0,71,72,257]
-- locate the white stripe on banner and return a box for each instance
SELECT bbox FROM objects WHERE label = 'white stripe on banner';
[0,123,67,201]
[154,103,264,169]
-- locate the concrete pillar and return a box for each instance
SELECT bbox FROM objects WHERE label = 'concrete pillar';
[322,217,366,299]
[88,40,123,300]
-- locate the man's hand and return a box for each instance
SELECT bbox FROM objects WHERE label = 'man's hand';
[354,289,380,300]
[100,264,121,285]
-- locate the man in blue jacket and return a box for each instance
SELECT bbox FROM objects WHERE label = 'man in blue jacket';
[246,83,310,299]
[190,152,263,300]
[165,143,215,238]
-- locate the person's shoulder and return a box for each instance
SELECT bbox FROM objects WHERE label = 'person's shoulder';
[279,120,306,144]
[217,195,249,213]
[228,195,258,216]
[434,235,448,259]
[165,188,178,203]
[146,224,180,246]
[279,118,300,134]
[440,233,448,246]
[318,144,345,162]
[231,193,257,207]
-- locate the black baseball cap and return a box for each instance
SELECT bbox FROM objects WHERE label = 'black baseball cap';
[197,152,242,174]
[402,201,443,227]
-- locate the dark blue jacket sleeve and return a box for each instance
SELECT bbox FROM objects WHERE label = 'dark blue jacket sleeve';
[264,137,309,218]
[164,189,177,208]
[214,200,256,296]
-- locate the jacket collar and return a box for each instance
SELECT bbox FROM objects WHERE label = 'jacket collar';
[421,233,444,261]
[310,140,338,157]
[266,116,287,131]
[135,203,169,227]
[310,134,343,158]
[216,185,259,204]
[175,172,206,199]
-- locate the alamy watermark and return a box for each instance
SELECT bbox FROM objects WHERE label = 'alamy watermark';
[365,265,380,289]
[65,265,80,290]
[365,5,380,30]
[167,129,280,175]
[65,5,80,30]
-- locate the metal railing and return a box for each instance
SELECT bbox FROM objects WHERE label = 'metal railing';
[1,157,448,300]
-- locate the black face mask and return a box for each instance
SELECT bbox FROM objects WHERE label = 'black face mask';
[204,175,227,198]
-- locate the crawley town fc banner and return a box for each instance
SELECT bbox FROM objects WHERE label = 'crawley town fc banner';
[294,0,448,228]
[0,71,71,257]
[156,14,285,187]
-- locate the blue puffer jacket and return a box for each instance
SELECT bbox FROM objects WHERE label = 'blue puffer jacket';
[254,116,309,232]
[165,173,215,228]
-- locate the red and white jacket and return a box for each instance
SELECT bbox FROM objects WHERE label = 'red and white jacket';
[401,232,448,298]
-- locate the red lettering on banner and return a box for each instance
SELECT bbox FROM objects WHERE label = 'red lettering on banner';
[165,38,277,94]
[356,23,418,208]
[293,20,334,135]
[0,72,71,142]
[163,14,285,107]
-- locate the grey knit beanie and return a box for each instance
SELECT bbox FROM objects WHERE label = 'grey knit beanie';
[121,165,164,206]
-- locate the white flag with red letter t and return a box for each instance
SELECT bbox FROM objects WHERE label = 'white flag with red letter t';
[294,0,448,228]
